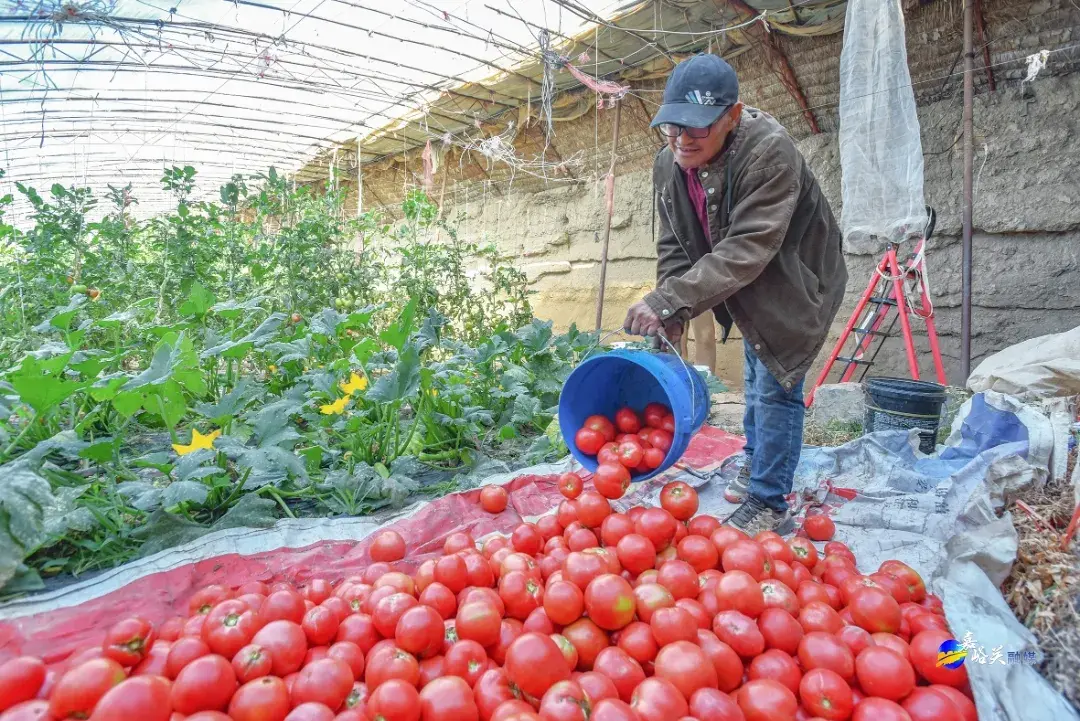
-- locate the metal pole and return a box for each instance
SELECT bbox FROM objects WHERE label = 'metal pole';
[961,0,975,381]
[595,100,623,332]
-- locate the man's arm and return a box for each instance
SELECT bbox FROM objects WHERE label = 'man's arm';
[644,147,801,321]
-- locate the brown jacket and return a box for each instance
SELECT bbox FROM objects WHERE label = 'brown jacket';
[645,107,847,390]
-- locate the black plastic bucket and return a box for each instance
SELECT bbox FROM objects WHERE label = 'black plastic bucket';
[863,377,946,454]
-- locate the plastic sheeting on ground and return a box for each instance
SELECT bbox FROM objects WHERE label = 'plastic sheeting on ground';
[1,391,1075,719]
[967,325,1080,402]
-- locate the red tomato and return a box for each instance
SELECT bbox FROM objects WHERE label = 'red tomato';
[852,697,913,721]
[788,537,819,569]
[373,593,419,639]
[455,601,502,648]
[675,535,717,573]
[0,657,45,710]
[642,403,669,428]
[695,630,744,693]
[628,677,686,720]
[597,443,621,467]
[189,585,232,616]
[654,641,717,701]
[800,667,855,720]
[712,610,765,659]
[229,676,291,721]
[336,614,380,653]
[849,587,903,634]
[760,579,800,615]
[584,415,617,442]
[290,658,353,711]
[575,492,611,529]
[910,629,969,688]
[505,633,570,700]
[539,680,589,721]
[170,654,236,714]
[930,685,978,721]
[418,583,458,621]
[658,482,698,521]
[558,472,584,500]
[102,616,155,667]
[747,647,801,695]
[232,644,273,684]
[799,601,845,634]
[615,622,657,666]
[615,534,656,575]
[854,645,915,703]
[714,570,765,618]
[615,441,644,470]
[511,524,543,555]
[543,580,585,626]
[364,677,420,721]
[592,647,646,704]
[196,600,258,660]
[757,607,805,656]
[649,606,695,647]
[48,658,126,719]
[597,513,633,547]
[900,687,964,721]
[590,698,640,721]
[260,590,307,625]
[250,620,308,677]
[370,530,406,562]
[284,702,335,720]
[837,625,874,658]
[798,631,855,681]
[631,583,674,624]
[85,675,171,721]
[1,700,52,721]
[614,408,642,434]
[576,671,619,704]
[499,571,544,620]
[561,619,607,671]
[574,428,605,455]
[803,514,836,541]
[474,669,518,721]
[721,540,768,580]
[480,486,509,514]
[364,646,420,689]
[584,574,635,631]
[880,561,928,603]
[642,447,666,470]
[395,605,445,659]
[736,679,798,721]
[688,688,742,721]
[593,463,632,500]
[634,508,678,551]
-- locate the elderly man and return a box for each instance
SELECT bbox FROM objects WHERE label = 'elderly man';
[624,53,847,535]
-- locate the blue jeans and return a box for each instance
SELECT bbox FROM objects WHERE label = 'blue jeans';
[742,340,805,512]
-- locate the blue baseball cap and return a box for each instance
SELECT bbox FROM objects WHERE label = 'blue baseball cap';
[650,53,739,128]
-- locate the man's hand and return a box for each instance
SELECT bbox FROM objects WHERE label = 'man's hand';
[624,300,684,349]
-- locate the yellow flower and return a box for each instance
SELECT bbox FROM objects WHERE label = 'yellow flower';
[173,428,221,456]
[339,372,368,395]
[428,388,438,397]
[320,396,350,415]
[268,364,277,373]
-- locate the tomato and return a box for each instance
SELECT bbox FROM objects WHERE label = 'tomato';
[796,581,831,609]
[189,585,232,616]
[491,701,539,721]
[370,530,407,562]
[584,415,617,442]
[658,482,698,521]
[0,657,45,710]
[499,571,544,620]
[803,514,836,541]
[615,408,642,434]
[897,687,963,721]
[642,447,666,470]
[594,463,632,499]
[336,614,380,653]
[591,647,645,704]
[800,667,854,721]
[539,680,589,721]
[653,641,717,701]
[645,429,672,453]
[575,671,618,704]
[232,644,273,684]
[759,579,800,616]
[558,473,584,500]
[374,594,420,639]
[688,688,742,721]
[464,554,497,590]
[695,630,743,693]
[736,679,799,721]
[580,574,633,631]
[615,441,644,470]
[435,641,485,688]
[542,580,584,626]
[706,609,764,660]
[630,677,688,721]
[561,619,607,671]
[615,534,656,575]
[474,669,517,721]
[849,587,903,634]
[656,559,698,600]
[615,622,658,666]
[871,572,913,604]
[675,535,717,573]
[629,583,673,629]
[714,569,765,618]
[908,612,949,636]
[788,537,819,569]
[283,702,335,720]
[505,632,570,700]
[650,606,697,646]
[418,675,479,721]
[747,649,800,696]
[261,590,307,625]
[538,517,565,544]
[86,675,171,721]
[799,601,845,634]
[575,428,606,455]
[395,605,445,659]
[418,583,458,621]
[201,600,260,659]
[634,509,677,552]
[575,492,611,529]
[480,486,509,514]
[102,616,155,667]
[854,645,915,703]
[343,681,370,715]
[290,658,353,711]
[909,629,968,688]
[757,607,804,656]
[250,621,308,677]
[600,513,635,547]
[590,698,640,721]
[798,631,855,681]
[509,524,542,556]
[721,540,768,580]
[851,697,912,721]
[879,561,927,603]
[170,653,236,713]
[597,443,620,467]
[453,601,500,648]
[48,657,126,719]
[837,625,874,657]
[929,685,978,721]
[229,676,291,721]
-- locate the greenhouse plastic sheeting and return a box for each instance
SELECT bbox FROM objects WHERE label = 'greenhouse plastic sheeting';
[838,0,929,252]
[2,393,1075,720]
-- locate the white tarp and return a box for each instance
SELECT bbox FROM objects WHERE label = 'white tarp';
[967,325,1080,402]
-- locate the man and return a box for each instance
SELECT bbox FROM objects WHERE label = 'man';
[623,53,847,535]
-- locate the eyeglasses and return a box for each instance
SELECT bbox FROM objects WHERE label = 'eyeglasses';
[657,123,714,139]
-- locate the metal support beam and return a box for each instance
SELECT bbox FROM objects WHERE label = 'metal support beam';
[723,0,821,135]
[974,0,996,92]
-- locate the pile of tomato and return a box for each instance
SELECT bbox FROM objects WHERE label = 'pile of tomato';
[0,473,979,721]
[572,405,678,495]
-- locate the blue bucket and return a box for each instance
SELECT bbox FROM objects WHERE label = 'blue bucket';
[558,349,710,482]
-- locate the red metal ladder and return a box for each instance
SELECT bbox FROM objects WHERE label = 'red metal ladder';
[806,208,947,407]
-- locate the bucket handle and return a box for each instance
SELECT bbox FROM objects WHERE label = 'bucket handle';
[579,328,700,425]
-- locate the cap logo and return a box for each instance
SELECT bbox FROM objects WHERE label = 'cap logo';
[684,90,716,106]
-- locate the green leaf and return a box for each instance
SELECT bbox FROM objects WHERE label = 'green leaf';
[96,308,139,328]
[80,436,121,463]
[112,389,145,418]
[366,345,421,404]
[216,437,307,488]
[131,452,174,475]
[173,449,220,482]
[91,373,128,402]
[32,295,87,334]
[146,380,188,428]
[193,378,259,426]
[6,354,86,414]
[0,460,56,591]
[264,337,310,365]
[210,296,266,320]
[379,297,417,351]
[179,281,217,318]
[162,481,210,507]
[201,315,285,360]
[515,319,554,354]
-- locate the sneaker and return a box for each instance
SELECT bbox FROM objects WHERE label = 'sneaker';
[724,496,795,536]
[724,461,752,503]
